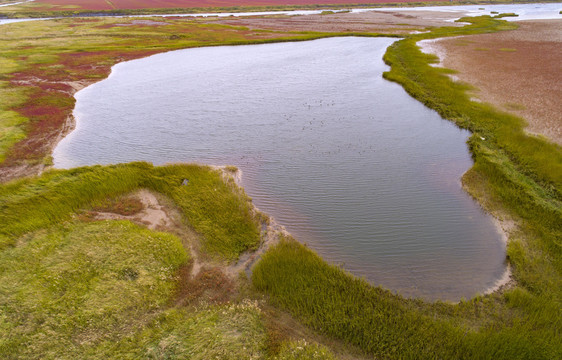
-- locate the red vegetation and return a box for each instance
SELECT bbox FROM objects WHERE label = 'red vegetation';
[35,0,441,11]
[3,49,158,168]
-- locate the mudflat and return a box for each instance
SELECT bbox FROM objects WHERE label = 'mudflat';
[212,10,466,33]
[424,20,562,145]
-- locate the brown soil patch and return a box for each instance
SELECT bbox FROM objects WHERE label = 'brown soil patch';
[423,20,562,145]
[212,10,465,33]
[175,266,236,306]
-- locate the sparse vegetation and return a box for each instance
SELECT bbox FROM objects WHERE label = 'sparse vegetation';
[504,102,525,111]
[494,12,519,18]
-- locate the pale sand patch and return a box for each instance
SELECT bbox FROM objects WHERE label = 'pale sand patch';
[91,189,173,230]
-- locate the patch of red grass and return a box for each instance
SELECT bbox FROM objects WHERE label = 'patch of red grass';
[2,49,159,167]
[34,0,443,11]
[2,88,74,165]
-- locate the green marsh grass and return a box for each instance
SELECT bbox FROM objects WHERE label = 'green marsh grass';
[0,220,188,357]
[0,11,560,359]
[0,163,276,358]
[0,162,261,260]
[253,16,562,359]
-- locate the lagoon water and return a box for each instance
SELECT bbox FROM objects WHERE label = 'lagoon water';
[53,37,506,301]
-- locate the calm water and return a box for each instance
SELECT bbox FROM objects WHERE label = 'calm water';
[53,37,506,301]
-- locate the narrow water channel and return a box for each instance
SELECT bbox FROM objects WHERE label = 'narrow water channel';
[53,37,506,301]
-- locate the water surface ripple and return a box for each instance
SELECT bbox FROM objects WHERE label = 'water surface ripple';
[54,37,506,301]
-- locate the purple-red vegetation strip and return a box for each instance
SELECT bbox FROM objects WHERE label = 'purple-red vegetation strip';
[3,49,158,167]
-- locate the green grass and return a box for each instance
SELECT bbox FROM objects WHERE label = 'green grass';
[254,236,561,359]
[117,300,268,359]
[0,220,188,358]
[0,162,261,261]
[273,339,337,359]
[253,15,562,359]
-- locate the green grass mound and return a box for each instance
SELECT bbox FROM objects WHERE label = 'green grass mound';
[0,220,188,358]
[0,162,261,261]
[0,163,274,358]
[126,301,267,359]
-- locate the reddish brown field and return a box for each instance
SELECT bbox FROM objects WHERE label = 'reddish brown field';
[428,20,562,145]
[34,0,442,11]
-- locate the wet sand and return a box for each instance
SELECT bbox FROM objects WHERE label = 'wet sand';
[420,20,562,145]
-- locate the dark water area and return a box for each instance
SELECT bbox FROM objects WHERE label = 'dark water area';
[53,37,506,301]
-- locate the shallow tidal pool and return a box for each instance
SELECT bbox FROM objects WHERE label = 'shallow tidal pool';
[54,37,506,301]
